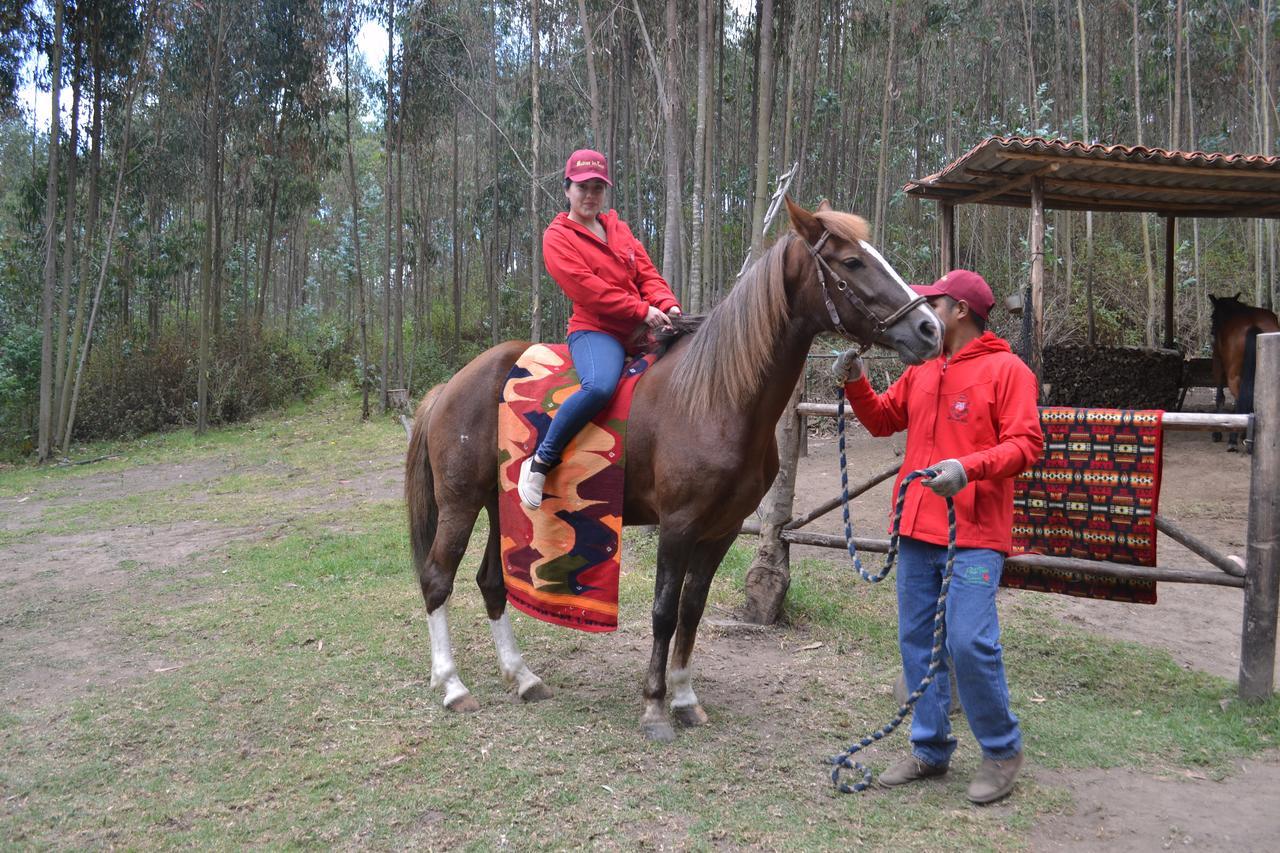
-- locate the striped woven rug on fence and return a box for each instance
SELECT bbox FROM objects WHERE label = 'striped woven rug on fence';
[1006,407,1164,604]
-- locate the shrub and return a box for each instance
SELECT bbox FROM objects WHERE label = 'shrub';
[68,332,322,442]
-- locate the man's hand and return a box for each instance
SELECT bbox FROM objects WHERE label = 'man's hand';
[832,348,866,384]
[667,306,682,319]
[924,459,967,497]
[644,305,674,329]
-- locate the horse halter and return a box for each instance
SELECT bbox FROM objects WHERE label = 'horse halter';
[801,230,927,355]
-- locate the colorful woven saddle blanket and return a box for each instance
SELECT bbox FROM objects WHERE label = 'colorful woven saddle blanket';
[1006,407,1164,604]
[497,344,658,632]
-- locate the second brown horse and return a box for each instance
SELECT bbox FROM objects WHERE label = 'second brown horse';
[1210,292,1279,451]
[405,198,942,741]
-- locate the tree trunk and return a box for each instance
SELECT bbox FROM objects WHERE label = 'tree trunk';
[63,0,153,451]
[530,0,543,342]
[382,0,395,410]
[1132,0,1157,346]
[577,0,602,146]
[1078,0,1096,345]
[872,9,896,247]
[747,0,774,261]
[687,0,710,313]
[197,2,226,435]
[58,46,104,442]
[38,0,64,462]
[343,4,370,420]
[743,378,803,624]
[53,50,81,447]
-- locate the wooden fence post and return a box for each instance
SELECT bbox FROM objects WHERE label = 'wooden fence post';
[1240,332,1280,700]
[743,376,805,624]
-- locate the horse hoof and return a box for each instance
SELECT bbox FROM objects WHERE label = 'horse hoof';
[672,704,708,727]
[446,693,481,713]
[519,681,554,703]
[1228,445,1239,453]
[641,720,677,743]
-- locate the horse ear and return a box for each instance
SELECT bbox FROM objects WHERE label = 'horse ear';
[816,198,833,213]
[785,195,823,242]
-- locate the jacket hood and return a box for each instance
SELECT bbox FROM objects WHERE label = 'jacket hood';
[950,331,1012,363]
[549,209,618,237]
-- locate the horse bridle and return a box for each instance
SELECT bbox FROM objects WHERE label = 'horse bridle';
[801,230,928,355]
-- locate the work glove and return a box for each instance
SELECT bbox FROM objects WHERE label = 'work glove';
[832,348,866,384]
[923,459,967,498]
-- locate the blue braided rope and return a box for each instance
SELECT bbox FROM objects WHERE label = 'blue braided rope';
[829,395,958,794]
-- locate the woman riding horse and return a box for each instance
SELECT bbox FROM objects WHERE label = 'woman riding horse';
[517,149,681,509]
[406,197,942,740]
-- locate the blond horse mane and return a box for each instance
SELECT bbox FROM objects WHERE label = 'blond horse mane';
[668,236,794,419]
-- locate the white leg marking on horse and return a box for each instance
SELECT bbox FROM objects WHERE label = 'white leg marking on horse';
[427,601,471,707]
[489,614,544,695]
[668,666,699,709]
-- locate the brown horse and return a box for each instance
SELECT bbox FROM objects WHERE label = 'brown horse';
[405,198,942,741]
[1210,292,1279,451]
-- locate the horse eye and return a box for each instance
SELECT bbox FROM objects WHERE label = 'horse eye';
[842,257,864,270]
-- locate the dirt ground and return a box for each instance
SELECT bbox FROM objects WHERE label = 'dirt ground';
[3,391,1278,849]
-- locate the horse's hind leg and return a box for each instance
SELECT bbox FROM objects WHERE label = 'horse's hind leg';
[477,502,553,702]
[668,534,737,729]
[420,509,483,712]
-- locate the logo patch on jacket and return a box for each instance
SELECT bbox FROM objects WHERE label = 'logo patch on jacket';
[947,394,970,423]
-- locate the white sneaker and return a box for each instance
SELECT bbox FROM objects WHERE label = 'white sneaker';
[517,456,547,509]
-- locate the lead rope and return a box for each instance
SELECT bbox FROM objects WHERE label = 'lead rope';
[828,393,958,794]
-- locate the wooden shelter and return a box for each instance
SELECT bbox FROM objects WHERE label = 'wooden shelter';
[903,136,1280,379]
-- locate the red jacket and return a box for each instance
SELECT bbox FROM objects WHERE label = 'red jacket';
[543,210,680,342]
[844,332,1044,553]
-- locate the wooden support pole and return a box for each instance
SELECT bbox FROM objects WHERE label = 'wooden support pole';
[939,203,955,276]
[1239,332,1280,700]
[1155,514,1244,577]
[1164,216,1176,349]
[742,376,804,625]
[1029,177,1046,384]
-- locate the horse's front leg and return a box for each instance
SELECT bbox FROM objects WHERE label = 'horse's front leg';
[641,530,693,742]
[669,534,738,728]
[1213,382,1225,443]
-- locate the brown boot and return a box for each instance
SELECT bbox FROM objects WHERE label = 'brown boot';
[967,752,1023,804]
[878,754,948,788]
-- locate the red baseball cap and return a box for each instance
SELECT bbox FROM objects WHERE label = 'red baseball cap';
[564,148,612,185]
[912,269,995,320]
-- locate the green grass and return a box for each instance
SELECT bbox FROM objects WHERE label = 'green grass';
[2,385,1278,849]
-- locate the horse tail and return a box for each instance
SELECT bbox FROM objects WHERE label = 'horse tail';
[1238,326,1262,415]
[406,384,445,574]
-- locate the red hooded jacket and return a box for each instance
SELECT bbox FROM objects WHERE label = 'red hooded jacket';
[543,210,680,342]
[844,332,1044,553]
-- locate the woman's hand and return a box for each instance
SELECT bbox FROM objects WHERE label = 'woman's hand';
[667,306,682,319]
[645,305,674,329]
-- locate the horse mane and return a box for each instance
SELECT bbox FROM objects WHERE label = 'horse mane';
[813,210,870,246]
[667,235,794,418]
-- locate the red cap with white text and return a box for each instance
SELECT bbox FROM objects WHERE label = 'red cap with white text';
[564,149,612,185]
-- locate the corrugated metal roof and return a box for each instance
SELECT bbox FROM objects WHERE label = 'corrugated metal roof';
[904,136,1280,218]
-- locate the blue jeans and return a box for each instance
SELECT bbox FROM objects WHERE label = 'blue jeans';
[896,536,1021,766]
[535,330,626,466]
